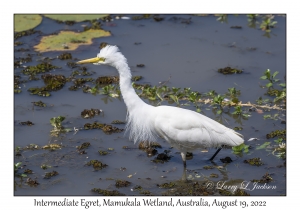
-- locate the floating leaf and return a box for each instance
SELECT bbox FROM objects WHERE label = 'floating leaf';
[14,14,42,32]
[266,83,273,88]
[279,83,286,87]
[34,29,111,52]
[256,142,271,150]
[44,14,108,22]
[260,75,267,80]
[272,71,279,78]
[232,143,249,154]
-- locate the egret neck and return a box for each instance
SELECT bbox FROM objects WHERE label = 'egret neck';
[114,60,147,113]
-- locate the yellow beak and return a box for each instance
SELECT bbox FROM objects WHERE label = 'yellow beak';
[76,57,104,64]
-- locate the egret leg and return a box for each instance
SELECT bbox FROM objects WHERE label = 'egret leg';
[181,164,187,181]
[209,145,224,161]
[181,152,187,167]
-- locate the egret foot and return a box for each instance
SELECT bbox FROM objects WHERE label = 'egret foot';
[209,145,224,161]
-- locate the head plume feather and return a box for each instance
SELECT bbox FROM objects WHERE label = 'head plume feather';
[97,45,127,67]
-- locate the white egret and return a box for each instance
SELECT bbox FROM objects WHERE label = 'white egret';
[77,45,244,166]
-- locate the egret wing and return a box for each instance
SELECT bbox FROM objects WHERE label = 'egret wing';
[153,106,243,151]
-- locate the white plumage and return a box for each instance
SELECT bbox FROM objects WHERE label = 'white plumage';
[77,45,244,166]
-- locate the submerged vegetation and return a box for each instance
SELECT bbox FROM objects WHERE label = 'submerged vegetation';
[86,160,108,170]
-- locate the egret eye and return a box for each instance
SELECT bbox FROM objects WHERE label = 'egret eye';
[99,57,105,62]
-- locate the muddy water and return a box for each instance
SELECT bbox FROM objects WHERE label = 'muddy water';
[14,15,286,196]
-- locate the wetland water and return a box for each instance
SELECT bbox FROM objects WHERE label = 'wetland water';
[14,14,286,196]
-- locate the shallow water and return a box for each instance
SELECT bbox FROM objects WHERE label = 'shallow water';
[14,14,286,196]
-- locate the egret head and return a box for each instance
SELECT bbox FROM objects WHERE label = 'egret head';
[77,45,126,68]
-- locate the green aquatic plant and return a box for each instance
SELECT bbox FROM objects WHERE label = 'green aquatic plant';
[115,180,131,188]
[226,87,240,99]
[98,150,108,156]
[58,52,72,60]
[152,150,172,163]
[86,160,108,170]
[101,84,120,97]
[274,138,284,144]
[32,100,46,107]
[50,116,65,130]
[260,15,277,32]
[14,162,26,176]
[132,76,142,81]
[260,69,279,88]
[25,144,40,150]
[256,142,271,150]
[19,121,34,126]
[232,143,249,154]
[157,182,176,188]
[84,122,123,134]
[81,108,102,119]
[91,188,125,196]
[256,97,270,105]
[232,106,250,119]
[42,144,62,150]
[22,62,60,76]
[266,129,286,140]
[260,69,286,104]
[218,66,243,74]
[247,14,259,28]
[251,172,273,184]
[273,90,286,103]
[27,74,66,97]
[203,165,214,170]
[272,143,286,159]
[50,116,71,136]
[44,171,59,179]
[244,158,263,166]
[132,14,152,20]
[263,113,279,120]
[15,146,22,156]
[188,91,202,112]
[83,20,102,31]
[212,95,225,114]
[219,188,250,196]
[77,142,91,150]
[206,90,217,98]
[95,76,119,85]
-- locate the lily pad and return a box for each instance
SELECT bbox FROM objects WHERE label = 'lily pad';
[34,29,111,52]
[44,14,108,22]
[14,14,42,32]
